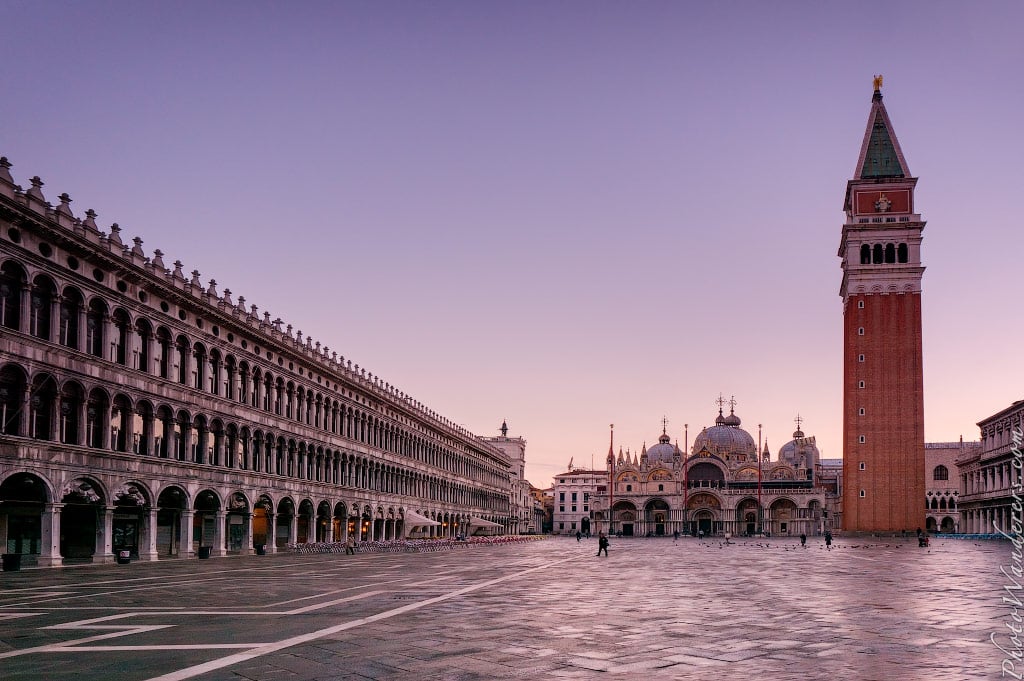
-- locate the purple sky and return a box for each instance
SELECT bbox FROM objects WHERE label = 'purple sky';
[3,2,1022,485]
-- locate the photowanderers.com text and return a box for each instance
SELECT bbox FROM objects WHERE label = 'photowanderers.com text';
[994,425,1024,677]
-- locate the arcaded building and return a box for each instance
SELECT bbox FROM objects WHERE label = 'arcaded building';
[957,400,1023,535]
[0,156,513,566]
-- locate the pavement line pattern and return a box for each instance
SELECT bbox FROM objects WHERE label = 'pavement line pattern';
[143,555,581,681]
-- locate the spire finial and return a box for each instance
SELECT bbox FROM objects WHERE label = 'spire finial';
[728,395,737,414]
[661,415,668,435]
[873,74,883,92]
[715,393,726,414]
[794,413,803,431]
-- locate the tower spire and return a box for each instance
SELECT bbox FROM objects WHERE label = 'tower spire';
[855,75,909,180]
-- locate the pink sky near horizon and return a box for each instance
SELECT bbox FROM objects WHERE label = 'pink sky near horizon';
[2,2,1022,485]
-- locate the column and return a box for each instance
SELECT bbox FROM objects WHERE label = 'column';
[38,503,63,568]
[265,512,277,554]
[325,516,334,544]
[180,509,195,557]
[289,513,298,546]
[213,510,227,556]
[243,512,253,555]
[140,507,159,561]
[18,282,29,333]
[94,506,115,563]
[99,401,112,450]
[49,295,61,344]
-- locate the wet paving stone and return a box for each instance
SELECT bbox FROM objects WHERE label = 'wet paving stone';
[0,536,1013,680]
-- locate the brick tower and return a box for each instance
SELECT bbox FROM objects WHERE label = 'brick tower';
[839,77,926,533]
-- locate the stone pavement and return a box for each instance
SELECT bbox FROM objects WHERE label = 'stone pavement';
[0,535,1011,680]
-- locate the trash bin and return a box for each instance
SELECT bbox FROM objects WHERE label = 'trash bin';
[116,550,131,565]
[2,553,21,572]
[197,546,212,559]
[255,544,266,555]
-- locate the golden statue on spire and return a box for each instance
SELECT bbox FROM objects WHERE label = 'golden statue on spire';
[873,74,883,91]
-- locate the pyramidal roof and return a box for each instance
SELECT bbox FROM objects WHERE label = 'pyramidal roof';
[854,86,910,180]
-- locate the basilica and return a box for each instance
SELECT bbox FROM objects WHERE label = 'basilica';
[584,404,833,538]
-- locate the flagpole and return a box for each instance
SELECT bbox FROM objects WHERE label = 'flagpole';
[683,423,688,535]
[757,423,763,536]
[607,424,614,537]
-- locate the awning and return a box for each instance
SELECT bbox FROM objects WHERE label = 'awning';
[468,518,505,532]
[403,510,441,537]
[469,517,504,529]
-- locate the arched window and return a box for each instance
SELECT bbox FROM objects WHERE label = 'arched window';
[933,465,949,481]
[873,243,883,264]
[897,243,908,263]
[135,318,153,373]
[60,288,84,349]
[192,343,207,390]
[86,299,107,358]
[110,394,131,452]
[30,275,56,341]
[112,309,131,366]
[860,244,871,265]
[884,243,896,263]
[209,349,222,395]
[155,405,174,458]
[156,327,172,379]
[175,335,190,384]
[0,261,26,331]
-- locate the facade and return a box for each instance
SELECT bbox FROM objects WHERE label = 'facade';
[529,484,550,533]
[590,408,830,538]
[551,468,603,535]
[536,486,554,533]
[482,420,540,534]
[924,441,976,534]
[0,156,514,566]
[957,400,1023,535]
[839,79,926,532]
[816,458,842,533]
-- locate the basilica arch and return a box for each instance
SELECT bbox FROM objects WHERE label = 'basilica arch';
[611,500,638,536]
[644,498,671,536]
[686,492,722,536]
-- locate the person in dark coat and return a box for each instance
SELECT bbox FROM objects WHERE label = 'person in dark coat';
[597,533,609,557]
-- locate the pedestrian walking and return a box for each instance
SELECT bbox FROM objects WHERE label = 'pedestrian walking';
[345,536,356,554]
[824,531,833,548]
[597,533,609,557]
[576,530,582,542]
[800,533,807,547]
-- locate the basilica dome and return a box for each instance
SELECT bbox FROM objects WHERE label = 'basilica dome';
[692,409,757,462]
[645,432,682,465]
[778,425,820,469]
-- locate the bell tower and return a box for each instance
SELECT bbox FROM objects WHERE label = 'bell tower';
[838,77,926,533]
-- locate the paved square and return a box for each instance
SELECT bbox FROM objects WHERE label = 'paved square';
[0,536,1010,680]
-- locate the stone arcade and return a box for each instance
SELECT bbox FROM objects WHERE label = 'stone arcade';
[0,157,515,566]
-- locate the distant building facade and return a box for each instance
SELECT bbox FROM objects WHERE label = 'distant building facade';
[925,441,977,533]
[586,407,831,538]
[551,468,603,535]
[0,156,513,566]
[482,420,540,534]
[957,400,1023,535]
